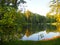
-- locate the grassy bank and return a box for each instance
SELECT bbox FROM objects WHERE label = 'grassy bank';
[2,37,60,45]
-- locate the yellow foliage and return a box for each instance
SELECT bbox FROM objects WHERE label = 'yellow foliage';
[51,23,57,25]
[25,10,31,18]
[25,29,31,37]
[56,25,60,32]
[55,14,60,22]
[46,0,60,32]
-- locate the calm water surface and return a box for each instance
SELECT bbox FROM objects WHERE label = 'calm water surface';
[21,24,60,41]
[22,31,59,41]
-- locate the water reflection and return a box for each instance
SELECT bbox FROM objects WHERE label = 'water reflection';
[22,31,59,41]
[21,24,60,41]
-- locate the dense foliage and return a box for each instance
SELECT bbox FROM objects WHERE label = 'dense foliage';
[0,0,26,9]
[0,0,59,44]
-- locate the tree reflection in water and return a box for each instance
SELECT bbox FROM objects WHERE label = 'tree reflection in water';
[21,23,60,41]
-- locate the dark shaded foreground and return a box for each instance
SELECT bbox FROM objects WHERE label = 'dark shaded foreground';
[1,37,60,45]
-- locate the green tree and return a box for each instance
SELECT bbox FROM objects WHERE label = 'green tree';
[0,0,26,9]
[0,6,25,42]
[0,0,27,43]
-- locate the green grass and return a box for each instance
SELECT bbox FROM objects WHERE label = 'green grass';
[2,38,60,45]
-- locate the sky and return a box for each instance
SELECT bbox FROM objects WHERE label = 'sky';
[19,0,51,16]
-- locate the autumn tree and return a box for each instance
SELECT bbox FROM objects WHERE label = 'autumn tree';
[46,0,60,33]
[47,0,60,23]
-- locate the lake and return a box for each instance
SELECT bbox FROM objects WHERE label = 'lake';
[22,31,59,41]
[21,24,60,41]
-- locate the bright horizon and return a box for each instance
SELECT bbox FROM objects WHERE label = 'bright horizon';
[19,0,51,16]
